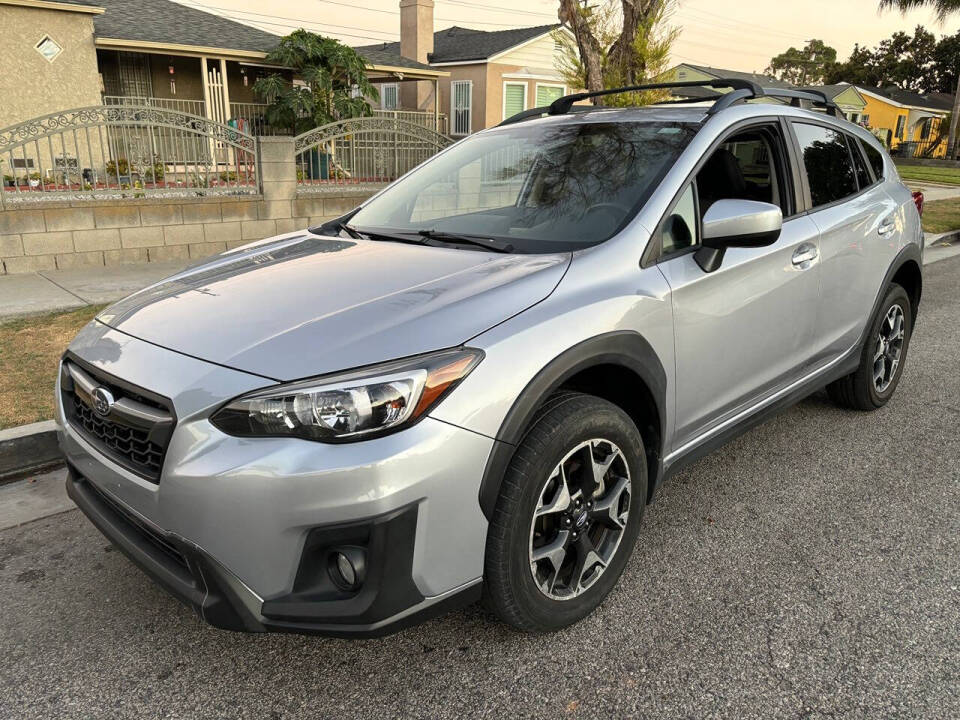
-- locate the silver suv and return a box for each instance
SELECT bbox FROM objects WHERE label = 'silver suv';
[58,81,923,636]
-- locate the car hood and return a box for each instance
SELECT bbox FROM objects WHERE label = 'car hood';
[96,232,570,381]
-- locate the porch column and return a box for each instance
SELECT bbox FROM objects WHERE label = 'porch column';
[199,57,216,166]
[220,58,232,122]
[434,78,439,133]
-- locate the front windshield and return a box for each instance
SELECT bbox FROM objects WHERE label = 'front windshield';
[348,119,698,253]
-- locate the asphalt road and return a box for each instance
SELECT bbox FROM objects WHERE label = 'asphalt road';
[2,257,959,720]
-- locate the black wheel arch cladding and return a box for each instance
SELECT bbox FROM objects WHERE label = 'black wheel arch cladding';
[477,331,667,520]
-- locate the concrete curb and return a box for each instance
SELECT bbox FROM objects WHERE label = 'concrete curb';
[0,420,62,481]
[925,230,960,247]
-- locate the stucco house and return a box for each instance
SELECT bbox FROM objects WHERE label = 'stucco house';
[355,0,575,135]
[845,84,952,157]
[0,0,447,137]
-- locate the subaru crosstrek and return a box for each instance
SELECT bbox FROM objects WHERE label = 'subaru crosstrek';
[58,81,923,636]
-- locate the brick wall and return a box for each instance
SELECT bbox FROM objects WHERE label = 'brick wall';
[0,138,380,274]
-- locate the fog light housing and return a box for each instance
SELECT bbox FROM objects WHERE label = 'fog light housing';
[328,546,366,591]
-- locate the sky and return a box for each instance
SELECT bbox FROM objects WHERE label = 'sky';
[171,0,960,73]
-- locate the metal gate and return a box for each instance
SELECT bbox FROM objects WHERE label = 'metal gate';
[0,105,259,205]
[294,116,454,187]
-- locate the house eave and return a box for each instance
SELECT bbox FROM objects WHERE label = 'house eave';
[367,63,449,78]
[94,37,271,61]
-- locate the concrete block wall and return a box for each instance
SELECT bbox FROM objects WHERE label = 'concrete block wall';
[0,137,380,274]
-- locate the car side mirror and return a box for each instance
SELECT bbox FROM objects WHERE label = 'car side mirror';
[694,199,783,273]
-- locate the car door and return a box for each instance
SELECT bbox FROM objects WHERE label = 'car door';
[655,121,823,453]
[789,122,901,364]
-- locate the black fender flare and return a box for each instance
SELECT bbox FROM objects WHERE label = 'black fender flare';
[477,330,667,520]
[856,243,923,349]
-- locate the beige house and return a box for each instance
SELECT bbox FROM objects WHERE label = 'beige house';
[356,2,575,135]
[0,0,447,135]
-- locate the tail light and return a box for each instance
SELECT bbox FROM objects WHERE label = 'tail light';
[912,191,924,217]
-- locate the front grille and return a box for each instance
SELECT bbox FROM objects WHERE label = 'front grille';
[72,395,165,477]
[84,477,189,571]
[62,358,175,483]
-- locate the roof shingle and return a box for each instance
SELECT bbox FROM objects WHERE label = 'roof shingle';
[355,24,558,65]
[72,0,280,53]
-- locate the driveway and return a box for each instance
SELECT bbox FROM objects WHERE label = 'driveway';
[1,257,958,719]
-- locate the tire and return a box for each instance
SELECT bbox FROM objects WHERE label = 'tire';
[827,283,913,411]
[484,392,647,632]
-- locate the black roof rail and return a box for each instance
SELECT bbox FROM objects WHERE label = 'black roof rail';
[546,78,764,115]
[759,88,842,117]
[496,78,843,126]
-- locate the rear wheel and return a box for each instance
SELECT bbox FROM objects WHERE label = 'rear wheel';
[484,393,647,632]
[827,283,912,410]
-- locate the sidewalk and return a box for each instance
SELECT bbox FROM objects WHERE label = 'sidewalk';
[0,260,188,321]
[1,232,958,323]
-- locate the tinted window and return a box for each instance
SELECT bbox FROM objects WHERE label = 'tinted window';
[661,183,698,255]
[847,135,872,189]
[794,123,857,208]
[860,139,885,180]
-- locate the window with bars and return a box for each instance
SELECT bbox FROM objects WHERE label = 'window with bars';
[452,80,472,135]
[381,83,399,110]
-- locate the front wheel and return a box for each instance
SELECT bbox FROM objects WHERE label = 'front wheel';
[827,283,913,411]
[483,393,647,632]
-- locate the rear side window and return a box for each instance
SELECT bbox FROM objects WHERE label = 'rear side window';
[793,123,857,208]
[860,139,885,180]
[847,135,872,189]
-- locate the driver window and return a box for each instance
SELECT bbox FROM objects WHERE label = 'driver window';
[696,127,786,217]
[661,183,698,255]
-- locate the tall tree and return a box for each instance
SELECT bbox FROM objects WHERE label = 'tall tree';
[879,0,960,157]
[556,0,678,106]
[767,39,837,85]
[253,30,378,134]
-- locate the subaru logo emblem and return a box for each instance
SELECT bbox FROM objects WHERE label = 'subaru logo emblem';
[91,387,114,417]
[575,509,588,528]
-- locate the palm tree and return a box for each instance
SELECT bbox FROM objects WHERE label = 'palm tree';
[880,0,960,157]
[253,30,378,134]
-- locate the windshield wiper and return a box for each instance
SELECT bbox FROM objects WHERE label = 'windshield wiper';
[417,229,514,253]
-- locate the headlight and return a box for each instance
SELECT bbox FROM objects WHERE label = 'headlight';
[211,348,483,442]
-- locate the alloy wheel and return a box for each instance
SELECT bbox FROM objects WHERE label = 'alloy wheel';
[874,304,905,393]
[528,439,631,600]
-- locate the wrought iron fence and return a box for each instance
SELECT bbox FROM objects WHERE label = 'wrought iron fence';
[103,95,207,116]
[372,109,449,135]
[0,105,259,205]
[893,138,947,160]
[294,116,454,188]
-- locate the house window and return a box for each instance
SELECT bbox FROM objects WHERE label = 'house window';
[862,114,870,127]
[34,36,63,63]
[503,82,527,121]
[451,80,472,135]
[921,117,933,140]
[381,83,399,110]
[12,159,35,169]
[535,83,565,108]
[895,115,906,140]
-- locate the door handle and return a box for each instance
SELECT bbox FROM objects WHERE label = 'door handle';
[791,244,818,268]
[878,219,895,236]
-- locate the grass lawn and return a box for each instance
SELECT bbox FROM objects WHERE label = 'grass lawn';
[896,163,960,186]
[0,305,104,430]
[920,197,960,234]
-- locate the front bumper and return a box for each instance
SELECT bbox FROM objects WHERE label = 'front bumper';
[58,322,494,636]
[66,467,480,636]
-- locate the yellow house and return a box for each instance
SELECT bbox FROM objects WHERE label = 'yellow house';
[850,85,952,159]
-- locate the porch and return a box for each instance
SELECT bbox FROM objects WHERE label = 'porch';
[97,49,448,136]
